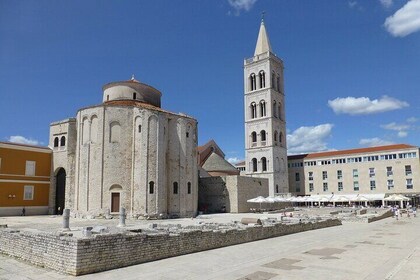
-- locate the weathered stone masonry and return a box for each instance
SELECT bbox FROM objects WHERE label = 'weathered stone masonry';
[0,230,78,275]
[0,219,341,276]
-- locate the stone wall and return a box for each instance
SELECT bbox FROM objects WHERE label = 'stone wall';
[0,219,341,276]
[367,209,393,223]
[49,118,77,214]
[198,176,227,213]
[69,104,198,218]
[199,175,270,213]
[230,175,270,212]
[0,230,77,275]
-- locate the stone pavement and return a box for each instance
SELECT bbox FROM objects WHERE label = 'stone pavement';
[1,213,419,279]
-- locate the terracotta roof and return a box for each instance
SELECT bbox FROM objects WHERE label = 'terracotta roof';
[235,160,246,166]
[197,145,206,154]
[79,100,196,120]
[287,154,308,160]
[305,144,416,159]
[197,139,225,166]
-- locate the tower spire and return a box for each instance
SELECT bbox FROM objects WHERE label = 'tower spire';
[254,16,272,56]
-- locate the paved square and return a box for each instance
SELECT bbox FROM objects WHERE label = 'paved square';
[1,212,420,279]
[304,248,346,257]
[262,258,305,270]
[237,271,278,280]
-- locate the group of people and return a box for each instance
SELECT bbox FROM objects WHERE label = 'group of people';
[391,204,417,220]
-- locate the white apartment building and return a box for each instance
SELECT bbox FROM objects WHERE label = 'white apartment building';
[288,144,420,204]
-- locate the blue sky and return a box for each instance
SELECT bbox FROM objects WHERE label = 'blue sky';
[1,0,419,162]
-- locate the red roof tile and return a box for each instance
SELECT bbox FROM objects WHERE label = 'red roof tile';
[305,144,416,159]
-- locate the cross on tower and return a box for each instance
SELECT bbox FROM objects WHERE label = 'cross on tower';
[261,11,266,22]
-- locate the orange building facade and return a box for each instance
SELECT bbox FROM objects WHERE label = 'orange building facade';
[0,141,52,216]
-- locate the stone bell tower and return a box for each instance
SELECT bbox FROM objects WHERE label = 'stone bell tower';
[244,19,288,196]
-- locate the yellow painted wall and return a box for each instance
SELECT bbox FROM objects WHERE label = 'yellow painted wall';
[0,147,51,177]
[0,182,49,206]
[0,144,52,208]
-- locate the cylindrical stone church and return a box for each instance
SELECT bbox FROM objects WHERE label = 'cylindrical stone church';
[50,77,198,218]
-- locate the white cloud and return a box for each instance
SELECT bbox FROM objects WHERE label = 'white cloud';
[380,0,393,8]
[407,117,418,123]
[287,124,333,154]
[381,121,414,138]
[359,137,394,147]
[381,122,410,131]
[227,157,243,164]
[348,1,358,8]
[348,1,364,11]
[384,0,420,37]
[7,135,40,146]
[328,95,409,115]
[228,0,257,14]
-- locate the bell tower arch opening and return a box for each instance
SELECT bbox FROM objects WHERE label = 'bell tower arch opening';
[55,168,66,215]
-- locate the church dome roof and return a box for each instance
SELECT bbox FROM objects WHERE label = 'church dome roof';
[102,76,162,108]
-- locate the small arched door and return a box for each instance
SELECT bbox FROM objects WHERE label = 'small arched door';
[55,168,66,215]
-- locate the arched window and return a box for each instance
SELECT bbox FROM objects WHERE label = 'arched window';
[53,137,59,147]
[251,131,257,143]
[60,136,66,147]
[279,132,283,146]
[252,158,258,172]
[260,100,266,117]
[274,131,278,143]
[272,71,276,90]
[187,182,191,194]
[259,71,265,88]
[260,130,266,142]
[250,73,256,91]
[173,182,178,194]
[249,104,253,119]
[149,181,154,194]
[278,104,282,120]
[250,102,257,119]
[133,92,137,100]
[277,76,281,92]
[261,157,267,171]
[276,185,279,193]
[82,117,89,144]
[91,116,98,143]
[110,122,121,143]
[138,125,141,133]
[273,101,277,117]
